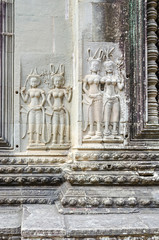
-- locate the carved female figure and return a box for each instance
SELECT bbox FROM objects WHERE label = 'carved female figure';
[47,65,72,145]
[83,48,103,140]
[21,69,45,145]
[101,48,124,137]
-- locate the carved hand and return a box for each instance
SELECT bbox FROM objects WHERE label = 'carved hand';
[21,87,26,93]
[66,86,72,91]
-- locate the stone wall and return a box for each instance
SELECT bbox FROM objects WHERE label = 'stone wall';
[0,0,159,239]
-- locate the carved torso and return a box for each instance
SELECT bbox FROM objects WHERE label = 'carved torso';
[48,88,66,112]
[84,74,101,95]
[28,88,44,107]
[102,75,118,98]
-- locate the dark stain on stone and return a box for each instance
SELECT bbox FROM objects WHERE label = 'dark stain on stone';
[92,0,129,44]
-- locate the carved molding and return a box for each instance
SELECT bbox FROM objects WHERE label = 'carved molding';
[0,187,58,205]
[0,237,20,240]
[65,173,159,186]
[58,183,159,211]
[0,157,65,187]
[74,152,158,161]
[0,157,67,164]
[60,196,158,208]
[0,224,20,240]
[22,236,159,240]
[0,166,62,174]
[0,175,64,185]
[71,162,156,171]
[0,198,55,205]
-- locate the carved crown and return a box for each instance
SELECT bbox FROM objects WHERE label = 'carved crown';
[87,48,103,63]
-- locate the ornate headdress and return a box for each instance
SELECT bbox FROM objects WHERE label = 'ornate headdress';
[50,64,65,86]
[87,47,103,63]
[24,68,41,87]
[103,47,115,61]
[103,47,116,70]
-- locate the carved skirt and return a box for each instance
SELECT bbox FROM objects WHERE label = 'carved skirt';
[103,97,120,122]
[28,109,42,134]
[83,94,102,126]
[52,110,65,125]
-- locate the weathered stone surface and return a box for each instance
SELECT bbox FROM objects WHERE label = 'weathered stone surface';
[0,0,159,239]
[22,205,66,238]
[0,205,158,239]
[0,207,21,239]
[0,207,21,229]
[92,1,128,42]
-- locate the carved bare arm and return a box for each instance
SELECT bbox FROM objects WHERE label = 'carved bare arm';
[65,87,72,102]
[83,82,90,96]
[21,87,29,102]
[47,92,53,108]
[117,74,124,90]
[41,92,46,106]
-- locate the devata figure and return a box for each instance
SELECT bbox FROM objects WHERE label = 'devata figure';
[46,65,72,145]
[82,48,103,140]
[101,48,124,137]
[20,69,46,146]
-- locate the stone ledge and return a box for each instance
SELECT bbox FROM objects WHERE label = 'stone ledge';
[22,205,159,238]
[1,205,159,239]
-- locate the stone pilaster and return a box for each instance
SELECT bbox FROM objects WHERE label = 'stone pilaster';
[147,0,158,124]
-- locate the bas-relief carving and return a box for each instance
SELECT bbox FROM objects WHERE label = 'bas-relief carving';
[20,64,72,150]
[21,69,46,147]
[82,48,103,140]
[82,46,126,142]
[46,65,72,148]
[102,48,124,137]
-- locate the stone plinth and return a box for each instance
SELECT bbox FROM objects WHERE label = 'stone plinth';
[1,205,159,239]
